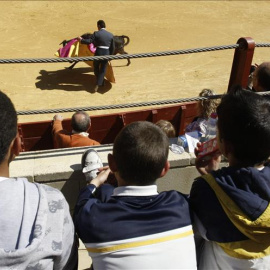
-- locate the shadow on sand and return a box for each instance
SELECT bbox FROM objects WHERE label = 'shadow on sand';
[35,67,112,94]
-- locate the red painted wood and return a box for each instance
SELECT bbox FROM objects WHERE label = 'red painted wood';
[17,102,199,152]
[228,37,255,92]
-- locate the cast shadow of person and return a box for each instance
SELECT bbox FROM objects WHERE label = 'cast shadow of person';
[35,67,112,94]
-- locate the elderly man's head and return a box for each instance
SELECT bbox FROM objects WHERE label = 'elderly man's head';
[71,111,91,133]
[253,62,270,92]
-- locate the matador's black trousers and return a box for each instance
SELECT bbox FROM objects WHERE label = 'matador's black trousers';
[94,48,110,86]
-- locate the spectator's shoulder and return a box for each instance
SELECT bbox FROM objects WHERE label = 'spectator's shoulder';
[191,176,211,194]
[159,189,190,204]
[39,184,66,202]
[91,139,101,145]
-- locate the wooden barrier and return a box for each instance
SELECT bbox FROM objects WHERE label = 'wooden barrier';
[18,101,199,152]
[228,37,255,91]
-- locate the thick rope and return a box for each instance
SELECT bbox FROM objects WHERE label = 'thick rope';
[17,95,223,115]
[17,92,270,115]
[1,43,270,64]
[255,43,270,48]
[0,44,240,64]
[3,41,269,115]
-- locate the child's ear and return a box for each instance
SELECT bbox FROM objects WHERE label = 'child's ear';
[8,133,21,163]
[11,133,21,157]
[160,160,170,178]
[108,153,117,172]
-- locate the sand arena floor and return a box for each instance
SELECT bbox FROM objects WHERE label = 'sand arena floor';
[0,1,270,123]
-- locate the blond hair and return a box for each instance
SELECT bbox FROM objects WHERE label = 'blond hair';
[198,89,219,119]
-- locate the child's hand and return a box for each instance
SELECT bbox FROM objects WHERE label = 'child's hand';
[90,166,111,187]
[194,142,221,175]
[195,151,221,175]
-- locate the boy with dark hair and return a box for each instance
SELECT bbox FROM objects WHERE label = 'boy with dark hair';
[0,91,78,269]
[189,87,270,269]
[74,121,197,269]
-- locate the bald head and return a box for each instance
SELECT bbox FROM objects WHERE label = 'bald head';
[71,111,91,133]
[253,62,270,92]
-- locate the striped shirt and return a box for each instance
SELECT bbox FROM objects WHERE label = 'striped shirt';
[74,184,197,269]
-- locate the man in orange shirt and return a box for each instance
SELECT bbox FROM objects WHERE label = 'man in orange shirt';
[52,111,100,148]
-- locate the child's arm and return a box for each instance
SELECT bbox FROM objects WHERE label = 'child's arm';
[74,167,114,238]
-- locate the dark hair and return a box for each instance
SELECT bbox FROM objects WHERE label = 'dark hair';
[155,120,176,138]
[113,121,169,185]
[71,111,90,133]
[250,65,256,74]
[217,86,270,166]
[97,20,106,28]
[0,91,18,164]
[256,62,270,91]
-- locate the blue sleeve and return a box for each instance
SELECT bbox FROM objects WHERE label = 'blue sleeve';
[189,177,247,242]
[73,184,114,234]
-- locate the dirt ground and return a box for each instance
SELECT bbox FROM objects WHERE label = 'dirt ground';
[1,1,270,123]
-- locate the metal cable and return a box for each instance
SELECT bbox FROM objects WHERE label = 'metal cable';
[255,43,270,48]
[2,43,270,64]
[3,41,269,115]
[0,44,240,64]
[17,91,270,115]
[17,95,223,115]
[16,95,222,115]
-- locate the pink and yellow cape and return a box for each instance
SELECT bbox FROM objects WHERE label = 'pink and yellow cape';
[55,39,115,83]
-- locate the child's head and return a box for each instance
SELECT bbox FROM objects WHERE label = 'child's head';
[199,89,219,119]
[110,121,169,186]
[253,62,270,92]
[217,86,270,166]
[155,120,176,138]
[0,91,18,164]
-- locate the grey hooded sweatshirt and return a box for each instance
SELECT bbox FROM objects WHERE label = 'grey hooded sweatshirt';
[0,177,78,270]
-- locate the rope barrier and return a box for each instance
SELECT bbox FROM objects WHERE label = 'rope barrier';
[17,92,270,115]
[255,43,270,48]
[0,44,241,64]
[1,40,268,115]
[17,95,223,115]
[1,43,270,64]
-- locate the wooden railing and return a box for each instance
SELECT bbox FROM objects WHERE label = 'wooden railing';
[18,101,199,152]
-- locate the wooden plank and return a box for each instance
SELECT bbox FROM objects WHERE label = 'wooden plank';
[179,102,199,135]
[17,102,200,151]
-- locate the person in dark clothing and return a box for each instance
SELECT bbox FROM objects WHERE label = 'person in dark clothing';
[74,121,197,270]
[252,62,270,92]
[79,20,115,91]
[189,87,270,269]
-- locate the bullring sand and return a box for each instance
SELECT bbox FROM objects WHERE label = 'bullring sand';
[0,1,270,123]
